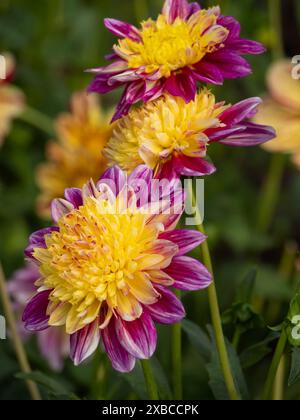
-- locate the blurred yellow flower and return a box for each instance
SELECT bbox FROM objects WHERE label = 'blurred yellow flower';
[37,91,113,217]
[254,59,300,166]
[0,53,25,146]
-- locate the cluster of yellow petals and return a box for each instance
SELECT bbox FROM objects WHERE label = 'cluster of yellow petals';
[37,91,113,217]
[105,89,228,173]
[115,8,228,77]
[33,192,177,334]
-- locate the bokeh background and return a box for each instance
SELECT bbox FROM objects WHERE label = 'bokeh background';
[0,0,300,400]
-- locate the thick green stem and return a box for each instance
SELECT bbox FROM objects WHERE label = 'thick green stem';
[262,331,287,400]
[257,154,286,234]
[172,290,183,400]
[188,182,240,401]
[141,359,159,400]
[0,263,41,400]
[268,0,284,59]
[18,105,55,137]
[273,355,286,400]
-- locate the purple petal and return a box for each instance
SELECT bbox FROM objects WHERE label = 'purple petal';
[8,264,38,305]
[159,229,206,256]
[115,312,157,359]
[70,319,100,366]
[218,15,241,40]
[128,165,153,207]
[162,0,190,23]
[188,2,201,16]
[219,122,276,146]
[164,256,212,291]
[206,126,246,143]
[219,97,262,126]
[98,166,126,196]
[104,18,141,42]
[22,291,51,332]
[101,318,136,373]
[230,39,266,55]
[202,50,252,80]
[165,70,197,103]
[147,285,186,324]
[25,227,59,259]
[192,61,224,85]
[51,198,74,223]
[38,328,69,371]
[64,188,83,209]
[176,155,216,177]
[112,81,146,121]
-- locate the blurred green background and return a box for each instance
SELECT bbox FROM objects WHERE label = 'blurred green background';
[0,0,300,400]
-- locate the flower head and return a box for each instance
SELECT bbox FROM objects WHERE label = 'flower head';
[253,59,300,167]
[0,53,24,146]
[37,91,113,217]
[105,90,276,179]
[23,166,212,372]
[8,264,69,371]
[88,0,265,120]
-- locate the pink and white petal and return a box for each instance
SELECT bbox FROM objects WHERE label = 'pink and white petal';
[176,155,216,177]
[82,179,99,200]
[22,291,51,332]
[64,188,83,209]
[164,256,212,291]
[51,198,74,223]
[162,0,190,23]
[159,229,206,256]
[128,165,153,207]
[219,122,276,146]
[146,285,186,324]
[219,97,262,126]
[104,18,141,42]
[98,166,126,197]
[70,319,100,366]
[115,312,157,359]
[101,318,136,373]
[148,270,174,286]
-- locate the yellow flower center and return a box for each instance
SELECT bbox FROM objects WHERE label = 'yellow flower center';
[105,90,228,173]
[115,10,229,77]
[34,196,167,334]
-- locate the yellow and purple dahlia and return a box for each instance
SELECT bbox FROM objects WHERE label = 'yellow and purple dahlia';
[8,264,69,371]
[105,90,275,179]
[88,0,265,120]
[37,91,113,217]
[23,166,211,372]
[0,53,25,146]
[253,59,300,167]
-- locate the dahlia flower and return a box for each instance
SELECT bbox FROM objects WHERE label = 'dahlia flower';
[105,90,276,179]
[37,91,113,217]
[8,264,69,371]
[0,53,24,146]
[23,166,212,372]
[253,60,300,167]
[88,0,265,120]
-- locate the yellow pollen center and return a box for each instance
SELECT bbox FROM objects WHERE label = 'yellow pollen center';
[33,196,164,333]
[115,11,229,77]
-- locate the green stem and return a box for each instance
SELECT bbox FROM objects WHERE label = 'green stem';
[273,355,286,400]
[188,182,240,401]
[232,327,242,351]
[268,0,284,59]
[257,154,286,234]
[18,105,55,137]
[172,290,183,400]
[262,330,287,400]
[0,263,41,400]
[141,359,159,400]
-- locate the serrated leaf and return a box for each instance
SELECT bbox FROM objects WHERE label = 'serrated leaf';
[182,319,211,360]
[206,325,249,400]
[289,348,300,387]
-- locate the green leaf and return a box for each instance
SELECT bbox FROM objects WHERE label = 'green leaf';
[182,319,211,360]
[255,267,293,301]
[236,269,257,303]
[240,333,279,369]
[151,357,172,400]
[288,348,300,387]
[206,326,249,400]
[122,363,148,400]
[16,371,78,400]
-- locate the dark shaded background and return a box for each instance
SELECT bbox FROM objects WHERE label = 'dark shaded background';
[0,0,300,400]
